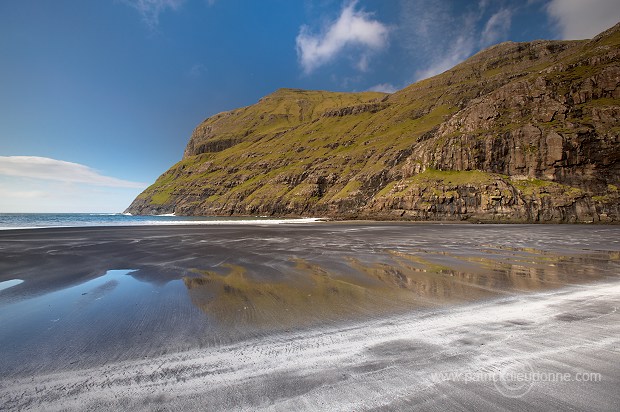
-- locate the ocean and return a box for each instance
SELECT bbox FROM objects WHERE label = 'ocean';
[0,213,320,230]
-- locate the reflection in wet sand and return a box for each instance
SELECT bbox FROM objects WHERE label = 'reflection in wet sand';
[183,246,619,331]
[184,262,385,330]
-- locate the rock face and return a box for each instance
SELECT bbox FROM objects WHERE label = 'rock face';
[126,23,620,223]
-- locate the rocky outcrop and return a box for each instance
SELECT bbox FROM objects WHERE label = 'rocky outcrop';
[364,170,619,223]
[420,54,620,191]
[322,102,389,117]
[126,22,620,223]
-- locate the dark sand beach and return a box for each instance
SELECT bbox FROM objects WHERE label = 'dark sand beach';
[1,223,619,410]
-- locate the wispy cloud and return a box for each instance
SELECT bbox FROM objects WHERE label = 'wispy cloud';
[296,0,390,74]
[0,189,46,199]
[481,8,512,46]
[0,156,146,189]
[124,0,185,28]
[546,0,620,40]
[188,63,207,78]
[367,83,398,93]
[400,0,515,82]
[0,179,144,213]
[414,35,475,81]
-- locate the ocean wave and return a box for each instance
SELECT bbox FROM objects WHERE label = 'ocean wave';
[0,215,325,230]
[143,217,324,226]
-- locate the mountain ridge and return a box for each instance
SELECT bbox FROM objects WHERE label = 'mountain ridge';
[126,23,620,223]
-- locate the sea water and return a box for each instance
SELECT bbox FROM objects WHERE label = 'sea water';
[0,213,320,230]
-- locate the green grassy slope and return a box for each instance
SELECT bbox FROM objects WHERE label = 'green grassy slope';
[126,23,620,222]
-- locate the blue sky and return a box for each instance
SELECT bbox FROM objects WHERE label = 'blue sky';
[1,0,619,212]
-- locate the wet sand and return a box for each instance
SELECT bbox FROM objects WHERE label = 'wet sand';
[0,223,619,410]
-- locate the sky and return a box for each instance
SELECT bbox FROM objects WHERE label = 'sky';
[1,0,619,213]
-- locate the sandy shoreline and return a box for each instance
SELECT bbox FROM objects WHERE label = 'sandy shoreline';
[2,280,619,411]
[2,223,618,297]
[0,224,619,410]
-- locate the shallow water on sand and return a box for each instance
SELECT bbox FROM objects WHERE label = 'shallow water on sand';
[0,270,207,376]
[0,224,619,379]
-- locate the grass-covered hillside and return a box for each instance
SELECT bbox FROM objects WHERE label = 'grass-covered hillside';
[126,23,620,223]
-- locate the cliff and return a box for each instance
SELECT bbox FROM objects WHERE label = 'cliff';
[126,23,620,223]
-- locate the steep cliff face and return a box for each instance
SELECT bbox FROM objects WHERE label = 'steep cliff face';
[126,23,620,223]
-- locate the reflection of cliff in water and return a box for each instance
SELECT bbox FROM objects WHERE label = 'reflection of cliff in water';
[183,248,619,329]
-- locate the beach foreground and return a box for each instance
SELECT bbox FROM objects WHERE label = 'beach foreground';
[0,223,619,410]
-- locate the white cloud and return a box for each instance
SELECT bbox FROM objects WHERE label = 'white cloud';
[124,0,184,28]
[296,1,390,74]
[547,0,620,40]
[367,83,398,93]
[0,156,146,189]
[480,8,512,46]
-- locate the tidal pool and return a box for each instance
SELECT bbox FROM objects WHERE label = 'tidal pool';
[0,279,23,292]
